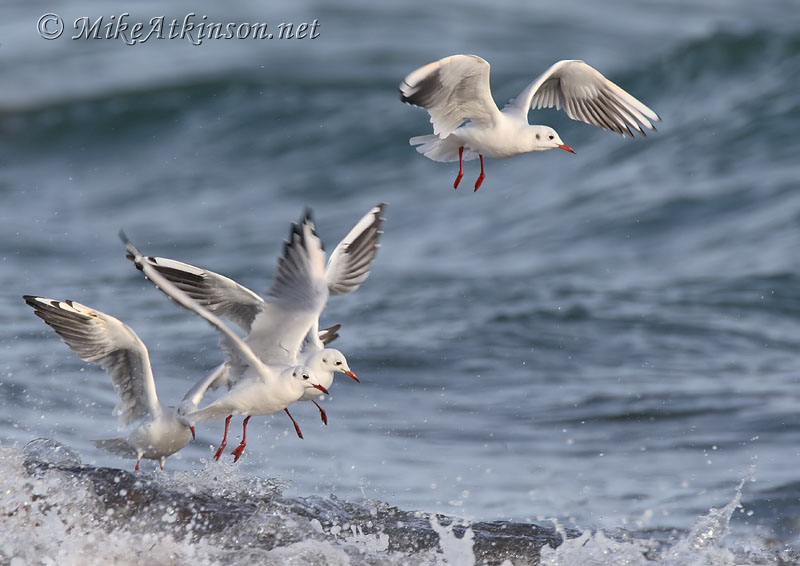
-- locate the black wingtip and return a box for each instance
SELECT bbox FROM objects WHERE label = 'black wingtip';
[375,202,388,223]
[289,217,304,244]
[119,230,146,272]
[22,295,40,311]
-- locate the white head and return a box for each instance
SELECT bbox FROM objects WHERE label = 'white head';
[174,400,197,440]
[529,126,575,154]
[283,365,330,395]
[316,348,359,382]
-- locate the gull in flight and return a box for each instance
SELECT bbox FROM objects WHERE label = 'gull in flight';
[121,233,329,462]
[129,203,386,430]
[400,55,660,191]
[23,295,216,471]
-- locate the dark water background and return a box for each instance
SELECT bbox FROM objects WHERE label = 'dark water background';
[2,0,800,563]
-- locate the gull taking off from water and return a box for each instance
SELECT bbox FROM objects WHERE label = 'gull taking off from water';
[121,233,329,462]
[129,203,386,429]
[23,295,216,471]
[400,55,660,191]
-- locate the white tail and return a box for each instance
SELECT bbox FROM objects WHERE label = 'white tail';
[409,135,479,163]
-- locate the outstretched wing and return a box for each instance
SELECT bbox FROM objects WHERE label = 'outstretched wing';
[23,295,159,428]
[325,203,386,296]
[245,210,330,364]
[400,54,501,138]
[504,59,660,137]
[127,256,265,333]
[121,232,273,382]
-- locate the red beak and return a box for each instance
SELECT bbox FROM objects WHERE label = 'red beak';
[313,383,330,395]
[190,426,196,440]
[558,143,576,154]
[344,370,360,383]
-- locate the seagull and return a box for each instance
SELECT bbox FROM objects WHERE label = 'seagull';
[23,295,217,471]
[400,55,660,191]
[121,233,329,462]
[128,203,386,429]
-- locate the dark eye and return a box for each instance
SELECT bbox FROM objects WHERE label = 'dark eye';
[548,135,554,140]
[303,374,309,380]
[335,361,342,366]
[535,134,540,140]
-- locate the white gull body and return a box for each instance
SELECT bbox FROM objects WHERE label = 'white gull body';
[131,203,386,427]
[122,234,329,462]
[23,295,216,470]
[400,54,660,191]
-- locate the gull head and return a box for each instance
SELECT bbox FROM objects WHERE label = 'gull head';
[529,126,575,154]
[318,348,359,383]
[174,400,197,440]
[285,365,330,395]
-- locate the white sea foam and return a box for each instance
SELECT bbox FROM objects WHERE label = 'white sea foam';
[1,443,792,566]
[539,474,789,566]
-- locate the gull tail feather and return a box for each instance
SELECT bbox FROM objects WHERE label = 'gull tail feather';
[92,438,137,458]
[188,404,240,425]
[409,135,479,163]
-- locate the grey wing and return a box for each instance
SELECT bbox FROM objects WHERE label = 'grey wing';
[400,54,501,138]
[243,210,330,363]
[23,295,160,428]
[504,60,661,136]
[127,255,265,333]
[318,324,341,346]
[182,363,229,406]
[325,203,386,296]
[267,209,329,310]
[121,233,268,376]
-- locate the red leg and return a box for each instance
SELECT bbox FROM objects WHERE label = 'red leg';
[454,147,464,189]
[213,415,233,460]
[231,415,251,462]
[474,155,485,191]
[312,400,328,425]
[134,459,140,471]
[284,408,304,439]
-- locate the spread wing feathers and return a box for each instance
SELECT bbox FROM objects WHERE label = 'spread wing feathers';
[23,295,160,428]
[504,60,661,137]
[400,54,501,138]
[92,438,137,458]
[268,210,329,310]
[121,232,267,378]
[318,324,341,346]
[326,203,387,296]
[237,210,330,365]
[127,255,264,333]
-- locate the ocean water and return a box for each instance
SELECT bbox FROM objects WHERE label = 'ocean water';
[2,0,800,563]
